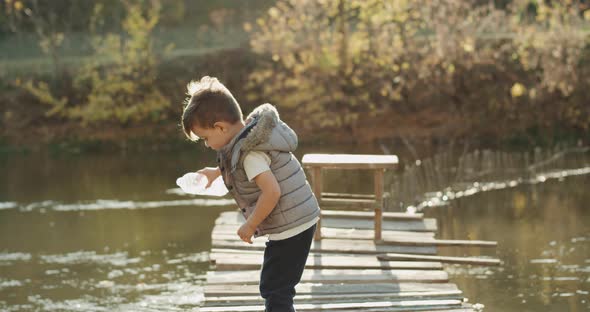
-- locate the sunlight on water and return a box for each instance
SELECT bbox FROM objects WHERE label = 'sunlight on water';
[0,249,209,311]
[0,202,18,210]
[409,165,590,213]
[0,198,235,212]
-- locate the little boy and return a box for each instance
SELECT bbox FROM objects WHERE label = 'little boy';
[181,76,320,312]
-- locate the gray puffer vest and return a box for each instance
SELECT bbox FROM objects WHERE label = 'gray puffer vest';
[217,103,320,236]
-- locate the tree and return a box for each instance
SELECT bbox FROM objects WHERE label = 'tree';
[23,0,171,125]
[247,0,590,141]
[247,1,506,131]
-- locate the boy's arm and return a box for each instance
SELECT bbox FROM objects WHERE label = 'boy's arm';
[237,170,281,243]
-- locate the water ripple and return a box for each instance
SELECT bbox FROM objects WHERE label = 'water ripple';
[411,166,590,212]
[40,251,141,266]
[0,201,18,210]
[0,198,235,212]
[0,252,32,263]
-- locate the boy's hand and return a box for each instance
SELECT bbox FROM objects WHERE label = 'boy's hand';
[197,167,221,188]
[237,221,256,244]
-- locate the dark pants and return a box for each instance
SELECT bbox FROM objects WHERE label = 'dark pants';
[259,223,316,312]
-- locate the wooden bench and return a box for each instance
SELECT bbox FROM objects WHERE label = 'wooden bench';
[302,154,399,241]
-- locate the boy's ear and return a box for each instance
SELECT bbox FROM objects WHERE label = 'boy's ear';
[213,121,228,132]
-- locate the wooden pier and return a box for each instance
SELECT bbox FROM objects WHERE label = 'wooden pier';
[201,154,498,311]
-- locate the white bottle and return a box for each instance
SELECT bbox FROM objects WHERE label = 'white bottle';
[176,172,229,196]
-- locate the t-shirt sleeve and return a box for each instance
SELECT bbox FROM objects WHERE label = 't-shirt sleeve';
[243,151,272,181]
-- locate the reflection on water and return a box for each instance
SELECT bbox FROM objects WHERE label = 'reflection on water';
[0,146,589,311]
[428,174,590,312]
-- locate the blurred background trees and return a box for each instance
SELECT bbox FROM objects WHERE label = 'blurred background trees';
[248,0,590,143]
[0,0,589,148]
[21,0,170,124]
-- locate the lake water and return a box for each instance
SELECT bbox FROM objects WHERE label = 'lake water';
[0,146,589,311]
[429,173,590,312]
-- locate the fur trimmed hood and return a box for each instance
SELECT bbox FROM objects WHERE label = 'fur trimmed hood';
[218,103,298,173]
[240,103,298,153]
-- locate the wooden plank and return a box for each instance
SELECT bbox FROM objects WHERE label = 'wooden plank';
[211,238,437,255]
[427,310,474,312]
[201,299,463,311]
[215,211,246,225]
[321,210,424,220]
[322,192,375,199]
[381,238,497,247]
[210,252,443,271]
[321,197,376,209]
[329,307,474,312]
[214,211,437,232]
[204,290,463,305]
[322,307,473,312]
[321,217,438,232]
[319,227,435,239]
[211,233,481,249]
[302,154,399,169]
[212,224,436,240]
[204,282,460,296]
[206,269,449,285]
[210,248,437,258]
[378,253,502,266]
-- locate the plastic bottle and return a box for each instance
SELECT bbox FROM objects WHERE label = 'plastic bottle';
[176,172,229,196]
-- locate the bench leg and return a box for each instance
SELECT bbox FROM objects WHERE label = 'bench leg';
[312,167,323,241]
[374,169,384,241]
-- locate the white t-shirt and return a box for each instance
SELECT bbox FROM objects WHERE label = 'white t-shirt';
[243,151,272,182]
[243,151,319,241]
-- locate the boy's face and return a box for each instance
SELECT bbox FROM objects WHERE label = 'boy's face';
[191,123,233,151]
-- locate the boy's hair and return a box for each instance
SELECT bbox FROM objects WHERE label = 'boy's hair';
[181,76,243,141]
